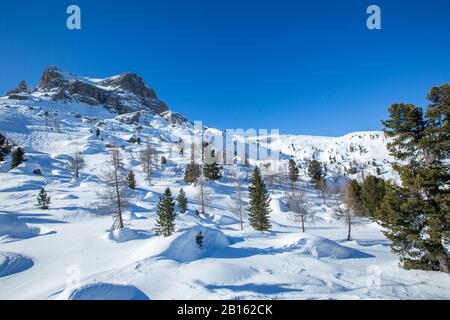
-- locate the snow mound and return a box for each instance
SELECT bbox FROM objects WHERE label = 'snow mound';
[58,283,150,300]
[287,235,373,260]
[122,211,146,221]
[0,252,34,277]
[160,227,230,262]
[102,228,151,243]
[0,214,37,241]
[212,214,239,226]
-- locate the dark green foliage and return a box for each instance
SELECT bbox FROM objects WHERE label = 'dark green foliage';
[11,147,25,169]
[0,134,11,162]
[379,85,449,273]
[203,162,223,180]
[177,188,188,214]
[361,175,386,218]
[347,179,363,216]
[154,188,176,237]
[126,171,137,190]
[288,158,299,183]
[37,188,51,210]
[247,167,272,231]
[307,160,323,183]
[184,163,202,184]
[196,231,204,249]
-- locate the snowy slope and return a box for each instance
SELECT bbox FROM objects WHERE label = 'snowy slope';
[0,71,449,300]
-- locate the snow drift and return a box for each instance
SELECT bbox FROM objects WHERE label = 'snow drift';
[58,283,150,300]
[0,252,34,277]
[0,213,37,241]
[286,234,373,259]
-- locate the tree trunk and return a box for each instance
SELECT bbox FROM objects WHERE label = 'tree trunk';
[347,215,352,241]
[113,162,124,229]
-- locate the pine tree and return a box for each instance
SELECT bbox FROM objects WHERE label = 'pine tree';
[347,179,363,216]
[161,156,167,165]
[37,188,51,210]
[177,188,188,214]
[379,85,449,273]
[307,160,323,184]
[203,162,223,180]
[154,188,176,237]
[288,158,299,194]
[126,171,137,190]
[96,128,100,138]
[247,167,272,231]
[361,175,386,218]
[11,147,25,169]
[184,162,202,185]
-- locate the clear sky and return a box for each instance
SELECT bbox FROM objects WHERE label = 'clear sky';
[1,0,449,136]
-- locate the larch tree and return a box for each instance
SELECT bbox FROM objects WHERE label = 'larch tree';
[97,147,130,230]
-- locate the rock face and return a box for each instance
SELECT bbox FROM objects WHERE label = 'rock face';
[37,67,169,115]
[7,80,30,100]
[161,111,190,126]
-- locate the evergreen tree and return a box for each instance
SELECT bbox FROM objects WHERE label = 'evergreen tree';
[177,188,188,214]
[307,160,323,184]
[184,163,202,184]
[347,179,363,216]
[379,85,449,273]
[288,158,299,183]
[96,128,100,138]
[203,162,223,180]
[361,175,386,218]
[247,167,272,231]
[126,171,137,190]
[37,188,51,210]
[11,147,25,169]
[161,156,167,165]
[288,158,299,195]
[154,188,176,237]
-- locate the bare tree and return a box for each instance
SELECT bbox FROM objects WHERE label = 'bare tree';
[139,139,156,183]
[68,144,84,178]
[333,182,361,241]
[97,147,130,230]
[197,174,211,215]
[228,180,245,230]
[287,183,312,233]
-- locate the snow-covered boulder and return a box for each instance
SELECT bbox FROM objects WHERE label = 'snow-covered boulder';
[158,227,230,263]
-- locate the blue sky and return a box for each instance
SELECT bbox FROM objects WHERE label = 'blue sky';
[0,0,449,136]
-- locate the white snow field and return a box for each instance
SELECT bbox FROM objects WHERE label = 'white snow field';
[1,79,450,300]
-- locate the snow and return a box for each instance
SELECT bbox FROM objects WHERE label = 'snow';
[102,228,151,243]
[0,214,38,242]
[58,283,150,300]
[0,96,449,300]
[0,252,34,277]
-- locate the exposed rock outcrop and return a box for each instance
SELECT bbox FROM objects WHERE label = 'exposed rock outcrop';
[7,80,30,100]
[37,67,169,115]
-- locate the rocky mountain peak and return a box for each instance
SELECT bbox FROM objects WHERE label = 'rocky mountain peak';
[6,80,30,100]
[34,66,169,115]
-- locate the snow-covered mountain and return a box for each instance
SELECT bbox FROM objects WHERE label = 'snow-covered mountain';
[0,67,448,300]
